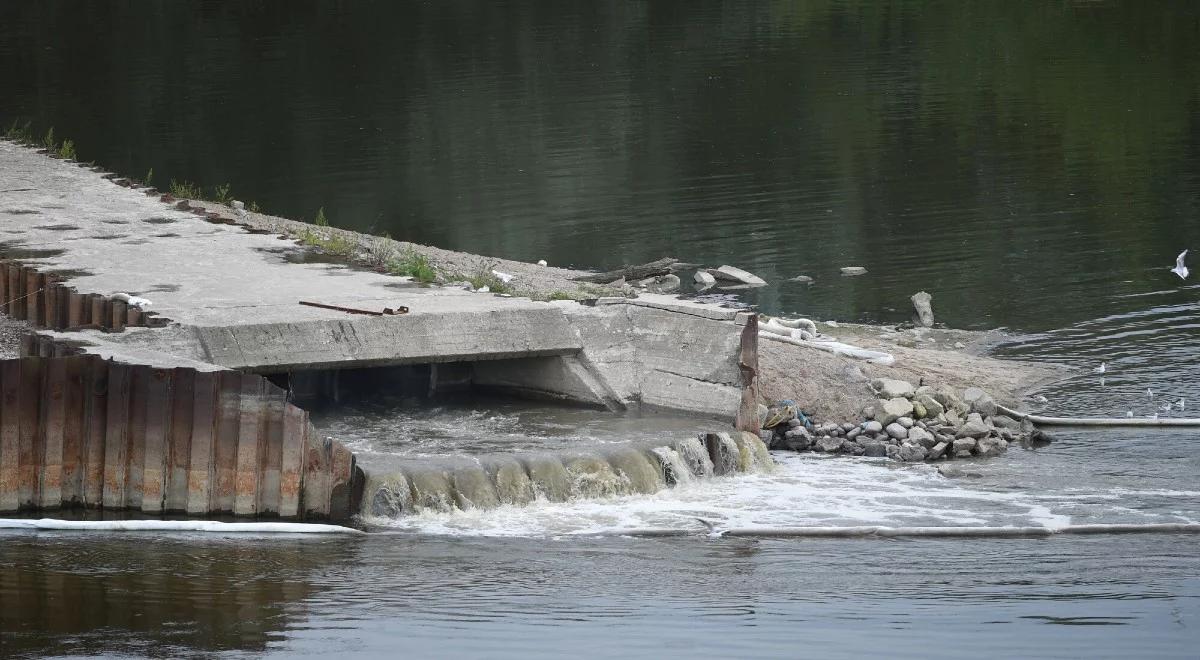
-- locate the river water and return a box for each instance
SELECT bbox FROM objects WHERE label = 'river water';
[2,1,1199,658]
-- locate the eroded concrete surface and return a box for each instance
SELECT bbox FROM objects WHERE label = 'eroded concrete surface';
[0,142,747,419]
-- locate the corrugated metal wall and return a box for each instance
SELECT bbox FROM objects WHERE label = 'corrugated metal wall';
[0,355,361,520]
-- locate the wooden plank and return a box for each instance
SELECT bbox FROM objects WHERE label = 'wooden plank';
[17,358,42,508]
[25,270,42,326]
[124,365,149,509]
[102,363,131,508]
[140,368,172,513]
[0,360,21,511]
[44,281,59,330]
[165,368,194,513]
[6,265,22,318]
[234,374,264,516]
[186,371,217,514]
[329,441,355,520]
[38,357,67,509]
[60,355,87,506]
[302,431,331,519]
[212,371,241,513]
[279,403,306,518]
[126,306,143,327]
[81,357,107,507]
[259,386,286,516]
[67,291,86,327]
[90,295,105,329]
[110,300,127,332]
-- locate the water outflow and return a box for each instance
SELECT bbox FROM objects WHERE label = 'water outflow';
[362,432,773,518]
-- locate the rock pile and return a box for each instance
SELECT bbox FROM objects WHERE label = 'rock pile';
[760,379,1042,463]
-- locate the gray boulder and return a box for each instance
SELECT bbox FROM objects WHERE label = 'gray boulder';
[885,423,909,440]
[927,441,949,460]
[876,398,915,426]
[898,443,927,462]
[845,427,862,441]
[991,414,1021,431]
[873,378,916,399]
[963,387,998,416]
[911,291,934,328]
[955,417,992,440]
[816,437,843,453]
[913,394,945,418]
[952,437,977,457]
[885,444,902,459]
[975,436,1008,457]
[693,271,717,289]
[645,274,681,293]
[862,420,884,434]
[907,426,936,449]
[898,416,915,428]
[862,441,888,457]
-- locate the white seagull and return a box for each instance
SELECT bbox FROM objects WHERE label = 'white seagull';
[1093,362,1106,374]
[1171,250,1189,280]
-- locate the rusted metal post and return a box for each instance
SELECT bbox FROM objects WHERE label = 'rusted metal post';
[124,365,149,509]
[260,386,286,516]
[140,368,172,513]
[60,355,87,506]
[37,357,67,509]
[81,357,107,507]
[110,299,127,331]
[186,371,217,515]
[212,371,241,513]
[102,363,131,508]
[17,357,42,508]
[67,291,86,327]
[234,373,265,516]
[165,368,194,513]
[735,314,762,434]
[25,270,42,326]
[279,404,306,518]
[0,360,21,511]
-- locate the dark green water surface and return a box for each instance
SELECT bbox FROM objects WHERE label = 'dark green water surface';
[2,2,1200,658]
[2,1,1198,329]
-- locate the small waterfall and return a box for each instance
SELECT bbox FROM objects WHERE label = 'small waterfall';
[651,446,695,486]
[604,446,665,494]
[485,456,536,506]
[450,463,500,510]
[564,455,631,498]
[674,436,715,478]
[359,431,774,519]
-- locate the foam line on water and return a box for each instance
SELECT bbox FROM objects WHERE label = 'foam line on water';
[370,452,1180,537]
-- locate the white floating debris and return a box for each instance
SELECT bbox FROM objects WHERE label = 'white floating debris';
[0,518,364,534]
[824,320,839,328]
[840,266,867,276]
[536,259,548,267]
[707,265,767,287]
[491,270,514,283]
[789,275,814,284]
[112,293,152,308]
[476,285,490,293]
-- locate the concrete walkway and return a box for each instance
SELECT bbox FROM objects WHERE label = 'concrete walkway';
[0,141,752,419]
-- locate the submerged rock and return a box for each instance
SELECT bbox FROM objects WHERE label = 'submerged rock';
[911,291,934,328]
[693,270,717,289]
[840,266,868,276]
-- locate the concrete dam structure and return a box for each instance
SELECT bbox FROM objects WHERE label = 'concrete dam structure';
[0,140,762,521]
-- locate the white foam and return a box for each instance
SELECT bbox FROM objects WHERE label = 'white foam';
[370,452,1167,537]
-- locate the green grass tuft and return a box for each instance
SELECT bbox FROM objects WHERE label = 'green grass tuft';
[212,183,233,205]
[314,207,329,227]
[56,139,76,160]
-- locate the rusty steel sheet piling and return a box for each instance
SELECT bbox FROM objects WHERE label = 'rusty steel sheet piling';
[0,355,361,520]
[0,260,169,332]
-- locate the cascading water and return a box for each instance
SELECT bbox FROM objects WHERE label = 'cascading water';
[361,432,773,520]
